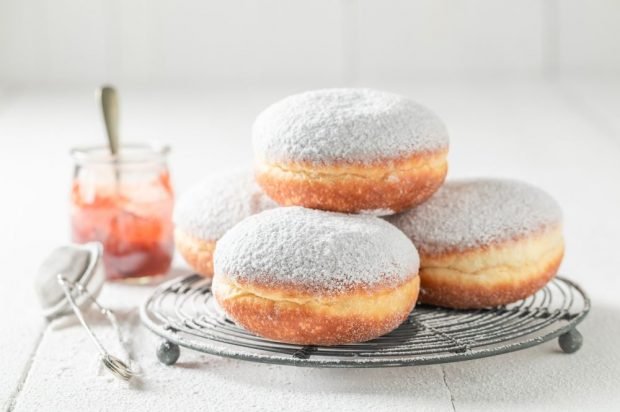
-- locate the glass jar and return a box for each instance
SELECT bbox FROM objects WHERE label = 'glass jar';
[70,144,174,282]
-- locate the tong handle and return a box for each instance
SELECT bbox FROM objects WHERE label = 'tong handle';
[56,275,138,381]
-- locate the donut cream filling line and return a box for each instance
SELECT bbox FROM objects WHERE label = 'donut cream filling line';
[419,227,564,281]
[255,149,447,182]
[213,276,420,316]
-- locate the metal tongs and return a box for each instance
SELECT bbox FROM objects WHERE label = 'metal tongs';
[35,242,139,382]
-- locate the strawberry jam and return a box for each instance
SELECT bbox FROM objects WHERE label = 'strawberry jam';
[70,145,174,281]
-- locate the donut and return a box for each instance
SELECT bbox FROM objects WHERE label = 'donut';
[173,170,277,277]
[387,179,564,309]
[212,207,420,345]
[252,88,449,215]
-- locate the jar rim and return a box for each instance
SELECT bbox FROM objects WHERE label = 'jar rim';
[70,143,170,165]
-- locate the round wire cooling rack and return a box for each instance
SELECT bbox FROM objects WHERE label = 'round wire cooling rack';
[140,275,590,368]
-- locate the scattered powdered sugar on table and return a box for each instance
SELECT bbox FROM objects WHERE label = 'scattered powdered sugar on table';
[252,88,449,164]
[387,179,563,254]
[214,207,419,294]
[173,170,277,240]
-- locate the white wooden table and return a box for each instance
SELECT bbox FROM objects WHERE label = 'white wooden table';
[1,80,619,411]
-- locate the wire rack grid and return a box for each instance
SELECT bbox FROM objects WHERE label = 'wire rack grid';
[140,275,589,367]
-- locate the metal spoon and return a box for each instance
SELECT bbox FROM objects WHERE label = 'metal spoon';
[99,86,119,156]
[98,86,122,187]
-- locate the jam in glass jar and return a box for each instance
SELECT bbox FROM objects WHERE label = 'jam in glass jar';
[70,144,174,282]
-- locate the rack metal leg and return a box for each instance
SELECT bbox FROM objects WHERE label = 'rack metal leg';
[157,340,180,365]
[558,328,583,353]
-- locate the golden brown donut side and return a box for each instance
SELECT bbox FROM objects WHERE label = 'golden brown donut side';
[174,228,216,277]
[255,150,448,213]
[417,226,564,309]
[213,275,420,345]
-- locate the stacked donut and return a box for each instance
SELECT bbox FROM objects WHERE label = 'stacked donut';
[174,88,564,345]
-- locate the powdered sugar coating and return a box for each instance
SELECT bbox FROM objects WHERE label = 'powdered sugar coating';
[173,170,277,240]
[252,88,449,165]
[387,179,562,255]
[214,207,419,294]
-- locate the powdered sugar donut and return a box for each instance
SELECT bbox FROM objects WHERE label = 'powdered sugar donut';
[387,179,564,309]
[213,207,420,345]
[173,170,277,277]
[252,88,449,215]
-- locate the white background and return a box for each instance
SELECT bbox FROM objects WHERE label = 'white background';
[1,1,620,411]
[1,0,619,88]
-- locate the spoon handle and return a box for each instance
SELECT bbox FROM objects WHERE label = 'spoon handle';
[99,86,119,155]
